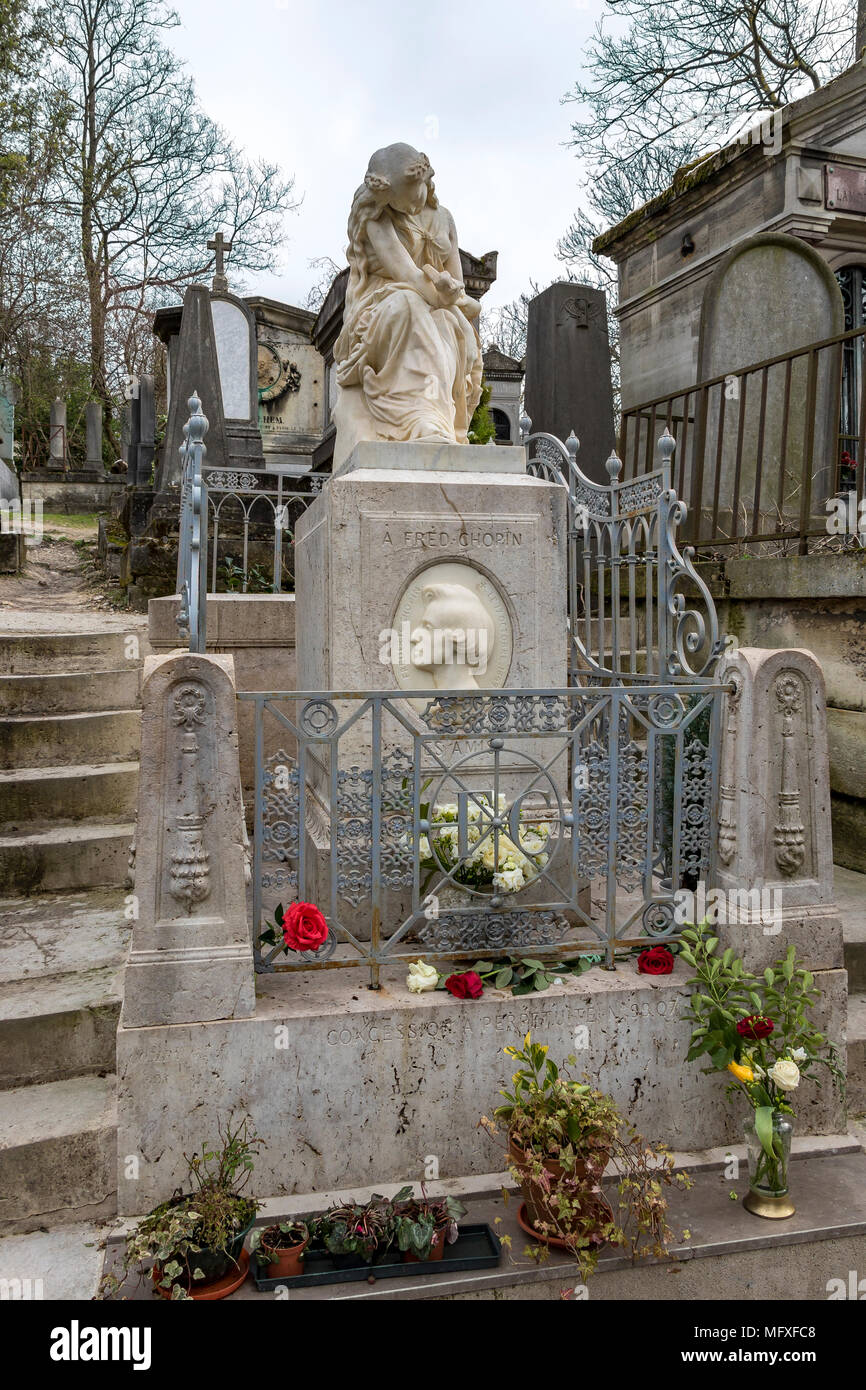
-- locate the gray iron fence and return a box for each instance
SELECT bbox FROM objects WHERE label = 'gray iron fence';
[522,421,722,682]
[202,464,321,594]
[242,682,724,984]
[618,323,866,554]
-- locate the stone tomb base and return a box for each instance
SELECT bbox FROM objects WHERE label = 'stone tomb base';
[115,959,846,1216]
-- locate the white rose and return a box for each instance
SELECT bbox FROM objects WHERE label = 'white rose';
[790,1047,808,1063]
[768,1058,800,1091]
[520,833,545,856]
[493,866,525,893]
[418,835,431,860]
[407,960,439,993]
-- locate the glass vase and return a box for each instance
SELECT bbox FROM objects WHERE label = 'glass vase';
[743,1110,795,1218]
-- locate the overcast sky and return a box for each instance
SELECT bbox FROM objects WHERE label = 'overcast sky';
[168,0,607,314]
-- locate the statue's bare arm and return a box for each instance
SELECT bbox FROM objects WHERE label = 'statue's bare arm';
[366,217,441,308]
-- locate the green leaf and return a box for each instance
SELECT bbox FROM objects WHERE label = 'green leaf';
[521,958,546,970]
[494,967,513,988]
[534,974,550,991]
[473,961,494,974]
[754,1105,775,1160]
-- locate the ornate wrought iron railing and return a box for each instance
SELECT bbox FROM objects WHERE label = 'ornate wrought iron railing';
[522,420,721,684]
[176,392,208,653]
[202,463,322,594]
[241,682,725,985]
[618,323,866,554]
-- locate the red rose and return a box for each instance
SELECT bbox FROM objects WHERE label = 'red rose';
[736,1014,774,1040]
[444,971,484,1000]
[281,901,329,952]
[637,945,674,975]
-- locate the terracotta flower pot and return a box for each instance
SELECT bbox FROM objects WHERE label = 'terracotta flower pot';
[402,1223,447,1263]
[508,1134,610,1242]
[152,1199,256,1296]
[258,1224,309,1279]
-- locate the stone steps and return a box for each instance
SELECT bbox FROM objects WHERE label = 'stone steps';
[0,709,141,771]
[0,1073,117,1235]
[0,628,144,1234]
[0,821,134,894]
[0,888,130,1089]
[0,761,139,830]
[0,631,142,676]
[0,668,141,716]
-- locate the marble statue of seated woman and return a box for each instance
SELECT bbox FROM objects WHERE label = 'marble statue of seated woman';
[332,142,483,470]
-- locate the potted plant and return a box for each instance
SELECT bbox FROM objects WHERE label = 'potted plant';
[97,1116,262,1300]
[392,1184,467,1262]
[681,922,843,1217]
[490,1035,689,1279]
[312,1194,396,1266]
[251,1220,310,1279]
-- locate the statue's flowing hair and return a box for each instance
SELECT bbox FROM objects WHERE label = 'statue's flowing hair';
[344,146,438,301]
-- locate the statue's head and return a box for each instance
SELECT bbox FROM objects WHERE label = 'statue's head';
[345,144,439,284]
[363,143,436,215]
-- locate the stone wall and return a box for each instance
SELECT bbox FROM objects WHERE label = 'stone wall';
[116,961,847,1214]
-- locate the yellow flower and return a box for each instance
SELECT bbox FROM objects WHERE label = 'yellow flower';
[727,1060,754,1083]
[524,1031,531,1048]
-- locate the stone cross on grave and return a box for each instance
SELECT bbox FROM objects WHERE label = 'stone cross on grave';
[207,231,233,292]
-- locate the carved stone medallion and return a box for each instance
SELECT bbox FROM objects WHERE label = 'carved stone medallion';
[390,560,513,696]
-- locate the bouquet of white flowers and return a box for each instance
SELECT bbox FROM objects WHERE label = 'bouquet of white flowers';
[415,794,551,895]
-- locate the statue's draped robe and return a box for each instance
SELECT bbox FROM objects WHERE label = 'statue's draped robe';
[333,211,482,468]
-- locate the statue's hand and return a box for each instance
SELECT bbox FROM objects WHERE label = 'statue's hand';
[423,264,463,306]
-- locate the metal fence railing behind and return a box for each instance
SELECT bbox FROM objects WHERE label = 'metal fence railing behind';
[618,324,866,554]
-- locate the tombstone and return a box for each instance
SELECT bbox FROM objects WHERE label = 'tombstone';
[85,401,104,471]
[48,397,67,469]
[211,287,263,470]
[157,283,228,489]
[696,232,844,532]
[133,374,156,485]
[523,283,615,484]
[0,376,16,468]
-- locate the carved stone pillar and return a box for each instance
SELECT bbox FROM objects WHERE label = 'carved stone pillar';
[714,647,843,974]
[121,652,255,1027]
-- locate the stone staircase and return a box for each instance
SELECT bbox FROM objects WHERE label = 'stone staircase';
[0,630,146,1234]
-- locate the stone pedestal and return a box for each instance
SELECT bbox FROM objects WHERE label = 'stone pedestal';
[714,646,844,972]
[296,440,566,699]
[121,651,255,1028]
[115,958,846,1215]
